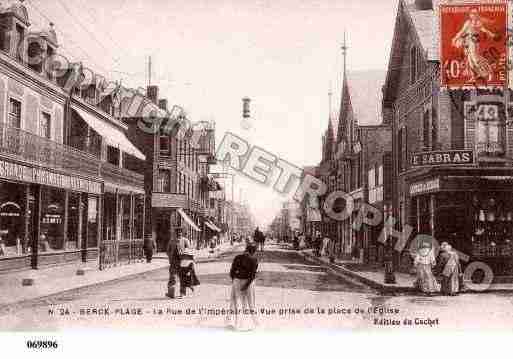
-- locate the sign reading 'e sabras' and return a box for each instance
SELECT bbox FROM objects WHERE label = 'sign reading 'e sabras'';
[411,150,474,168]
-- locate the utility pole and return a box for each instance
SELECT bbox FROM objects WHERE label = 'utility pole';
[148,56,152,87]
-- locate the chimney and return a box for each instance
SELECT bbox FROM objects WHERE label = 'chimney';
[147,85,159,104]
[415,0,433,10]
[158,99,168,111]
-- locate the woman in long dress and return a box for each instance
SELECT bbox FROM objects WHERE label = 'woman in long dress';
[414,242,440,295]
[435,243,461,296]
[451,8,498,82]
[226,244,259,331]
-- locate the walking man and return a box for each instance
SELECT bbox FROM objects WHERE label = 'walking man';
[253,227,265,252]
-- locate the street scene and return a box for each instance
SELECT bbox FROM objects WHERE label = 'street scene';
[1,0,513,338]
[2,242,513,331]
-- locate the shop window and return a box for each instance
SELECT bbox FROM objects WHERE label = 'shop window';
[87,196,99,248]
[377,165,383,186]
[368,167,375,189]
[0,182,27,257]
[66,192,80,250]
[8,98,21,128]
[40,187,65,252]
[134,196,144,240]
[121,195,131,241]
[39,112,51,139]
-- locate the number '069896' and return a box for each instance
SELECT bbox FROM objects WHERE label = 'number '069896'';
[26,340,58,349]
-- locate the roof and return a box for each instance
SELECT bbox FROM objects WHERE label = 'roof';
[403,0,439,61]
[345,69,387,126]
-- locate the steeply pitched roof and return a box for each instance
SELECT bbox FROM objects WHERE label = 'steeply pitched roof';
[345,69,387,126]
[403,0,439,61]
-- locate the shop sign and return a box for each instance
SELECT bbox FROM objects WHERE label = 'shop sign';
[410,178,441,196]
[440,2,507,89]
[411,150,474,167]
[0,159,102,194]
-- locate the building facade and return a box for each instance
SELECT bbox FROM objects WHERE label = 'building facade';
[0,2,146,272]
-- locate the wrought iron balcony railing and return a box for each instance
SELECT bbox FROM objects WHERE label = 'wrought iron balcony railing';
[0,124,101,178]
[100,161,145,189]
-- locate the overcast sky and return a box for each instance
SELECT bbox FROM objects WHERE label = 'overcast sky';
[28,0,398,227]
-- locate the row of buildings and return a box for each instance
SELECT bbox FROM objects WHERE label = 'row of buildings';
[301,0,513,276]
[0,1,243,272]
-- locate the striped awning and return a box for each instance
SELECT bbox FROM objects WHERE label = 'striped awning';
[178,208,201,232]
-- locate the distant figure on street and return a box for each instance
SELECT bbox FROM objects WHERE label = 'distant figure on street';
[166,229,182,299]
[314,231,322,257]
[299,233,306,250]
[435,242,461,296]
[144,236,156,263]
[321,235,330,257]
[253,227,265,252]
[226,243,259,331]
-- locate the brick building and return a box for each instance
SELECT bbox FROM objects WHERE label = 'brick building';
[384,0,513,275]
[121,87,218,252]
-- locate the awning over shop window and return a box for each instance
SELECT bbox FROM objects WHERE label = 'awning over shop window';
[72,106,146,160]
[178,208,201,232]
[205,221,221,232]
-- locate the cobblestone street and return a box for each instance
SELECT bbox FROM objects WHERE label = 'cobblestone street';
[2,244,513,331]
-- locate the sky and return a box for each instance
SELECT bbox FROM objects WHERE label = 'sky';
[26,0,398,227]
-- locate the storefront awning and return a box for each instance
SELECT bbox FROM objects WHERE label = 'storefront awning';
[178,208,201,232]
[205,221,221,232]
[72,106,146,160]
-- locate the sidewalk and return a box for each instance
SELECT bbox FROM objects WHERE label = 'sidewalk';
[299,249,513,294]
[0,242,242,308]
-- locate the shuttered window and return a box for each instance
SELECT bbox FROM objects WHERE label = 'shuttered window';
[8,98,21,128]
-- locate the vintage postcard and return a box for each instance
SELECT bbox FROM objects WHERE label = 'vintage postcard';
[1,1,513,353]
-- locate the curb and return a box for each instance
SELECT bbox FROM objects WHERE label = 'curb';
[298,251,416,295]
[299,251,513,295]
[0,244,243,311]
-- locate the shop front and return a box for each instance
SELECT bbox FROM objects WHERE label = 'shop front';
[409,171,513,277]
[0,158,102,272]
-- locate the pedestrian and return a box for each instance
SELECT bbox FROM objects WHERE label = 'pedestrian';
[253,227,265,252]
[144,236,156,263]
[165,228,182,299]
[299,233,306,250]
[179,246,200,297]
[435,242,461,296]
[321,235,330,257]
[293,231,299,250]
[226,243,259,331]
[314,231,322,257]
[413,241,440,295]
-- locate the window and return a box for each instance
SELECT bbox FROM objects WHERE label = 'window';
[157,169,171,192]
[368,167,375,189]
[107,146,120,166]
[87,196,99,248]
[422,109,430,150]
[410,46,417,85]
[377,165,383,186]
[39,112,51,139]
[398,127,407,172]
[15,24,24,62]
[431,116,438,151]
[160,132,170,154]
[8,98,21,128]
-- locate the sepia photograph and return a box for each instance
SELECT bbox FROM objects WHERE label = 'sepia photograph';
[0,0,513,355]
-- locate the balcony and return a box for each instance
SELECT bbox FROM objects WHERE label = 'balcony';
[0,124,101,178]
[100,162,144,190]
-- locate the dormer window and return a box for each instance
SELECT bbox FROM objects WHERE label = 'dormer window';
[15,24,24,62]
